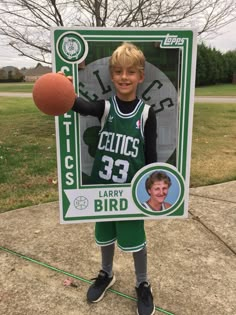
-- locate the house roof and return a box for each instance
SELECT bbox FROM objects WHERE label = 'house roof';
[25,63,52,76]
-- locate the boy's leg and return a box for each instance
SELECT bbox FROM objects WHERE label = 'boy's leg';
[101,243,115,277]
[87,222,116,303]
[116,221,155,315]
[133,246,155,315]
[133,245,148,287]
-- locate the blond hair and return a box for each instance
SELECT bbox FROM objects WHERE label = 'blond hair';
[109,42,145,74]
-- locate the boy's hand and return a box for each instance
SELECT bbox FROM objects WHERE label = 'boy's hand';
[57,71,73,84]
[57,71,77,97]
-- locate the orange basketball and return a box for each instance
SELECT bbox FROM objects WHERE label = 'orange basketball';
[32,73,76,116]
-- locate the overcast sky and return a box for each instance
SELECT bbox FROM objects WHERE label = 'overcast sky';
[0,22,236,69]
[205,20,236,52]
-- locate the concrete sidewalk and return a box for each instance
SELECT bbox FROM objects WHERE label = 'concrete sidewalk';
[0,182,235,315]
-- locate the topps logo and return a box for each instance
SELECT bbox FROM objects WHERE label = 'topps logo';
[163,34,184,46]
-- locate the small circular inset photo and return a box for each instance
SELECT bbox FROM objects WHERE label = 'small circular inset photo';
[132,163,185,216]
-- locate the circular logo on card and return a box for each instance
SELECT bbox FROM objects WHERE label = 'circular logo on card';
[74,196,89,210]
[57,32,88,63]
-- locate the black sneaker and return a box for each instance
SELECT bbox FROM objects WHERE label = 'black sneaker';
[87,270,116,303]
[135,282,155,315]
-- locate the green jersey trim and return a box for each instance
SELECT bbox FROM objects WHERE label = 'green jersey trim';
[111,96,144,119]
[95,237,117,246]
[117,241,147,252]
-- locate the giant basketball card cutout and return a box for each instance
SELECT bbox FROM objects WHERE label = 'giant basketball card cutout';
[51,28,197,223]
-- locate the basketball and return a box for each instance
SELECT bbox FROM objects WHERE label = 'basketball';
[32,73,76,116]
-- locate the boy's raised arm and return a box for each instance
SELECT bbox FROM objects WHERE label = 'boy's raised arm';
[72,97,105,119]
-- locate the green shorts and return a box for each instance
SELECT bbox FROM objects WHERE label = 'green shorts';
[95,220,146,252]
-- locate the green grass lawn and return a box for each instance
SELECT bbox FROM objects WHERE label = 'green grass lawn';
[195,84,236,96]
[0,82,236,96]
[0,89,236,211]
[0,97,58,212]
[0,82,34,92]
[191,102,236,187]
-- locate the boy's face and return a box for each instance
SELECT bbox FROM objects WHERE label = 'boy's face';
[111,65,144,101]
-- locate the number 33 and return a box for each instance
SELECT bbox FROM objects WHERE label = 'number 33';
[99,155,129,183]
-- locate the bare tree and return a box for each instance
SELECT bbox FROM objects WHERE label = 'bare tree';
[0,0,235,65]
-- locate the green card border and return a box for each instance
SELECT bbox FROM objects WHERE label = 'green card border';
[51,27,197,222]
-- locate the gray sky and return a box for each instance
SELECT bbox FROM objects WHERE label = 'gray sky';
[205,20,236,52]
[0,22,236,69]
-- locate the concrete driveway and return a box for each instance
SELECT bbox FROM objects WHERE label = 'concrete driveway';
[1,181,236,315]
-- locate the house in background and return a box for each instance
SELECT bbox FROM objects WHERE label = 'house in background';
[0,66,24,82]
[24,63,51,82]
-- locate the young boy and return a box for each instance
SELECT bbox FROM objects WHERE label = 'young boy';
[71,42,157,315]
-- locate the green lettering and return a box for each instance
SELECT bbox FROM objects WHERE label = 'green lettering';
[120,198,128,211]
[110,199,118,211]
[94,199,103,211]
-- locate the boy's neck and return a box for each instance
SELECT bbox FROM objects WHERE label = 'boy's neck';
[116,95,138,103]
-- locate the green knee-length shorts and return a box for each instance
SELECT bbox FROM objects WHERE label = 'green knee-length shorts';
[95,220,146,252]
